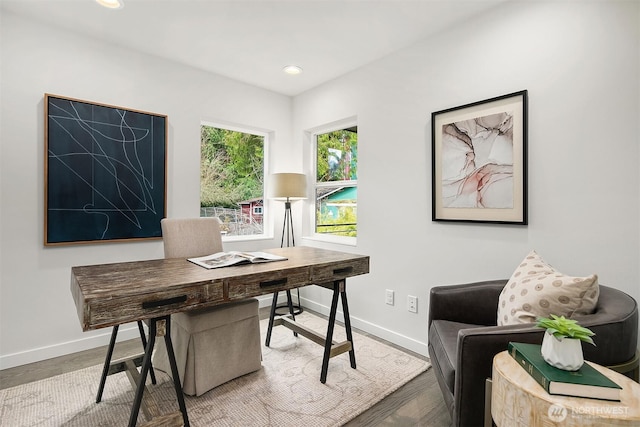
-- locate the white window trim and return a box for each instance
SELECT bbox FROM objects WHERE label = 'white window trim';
[303,117,358,246]
[200,119,274,242]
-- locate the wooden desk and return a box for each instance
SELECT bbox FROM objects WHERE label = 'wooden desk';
[70,246,369,426]
[491,351,640,426]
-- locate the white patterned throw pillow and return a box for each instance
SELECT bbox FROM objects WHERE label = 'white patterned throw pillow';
[497,251,599,326]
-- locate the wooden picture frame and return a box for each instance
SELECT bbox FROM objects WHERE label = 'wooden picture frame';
[44,94,167,245]
[431,90,528,224]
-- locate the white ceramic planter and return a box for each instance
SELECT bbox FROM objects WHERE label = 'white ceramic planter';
[541,330,584,371]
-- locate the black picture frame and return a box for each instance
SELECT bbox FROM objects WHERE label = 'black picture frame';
[431,90,528,224]
[44,94,167,245]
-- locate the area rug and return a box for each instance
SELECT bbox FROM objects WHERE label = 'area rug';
[0,312,430,426]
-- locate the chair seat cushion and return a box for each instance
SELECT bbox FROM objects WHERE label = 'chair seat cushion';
[172,298,258,334]
[428,319,486,393]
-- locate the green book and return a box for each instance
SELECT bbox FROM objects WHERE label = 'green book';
[508,342,622,401]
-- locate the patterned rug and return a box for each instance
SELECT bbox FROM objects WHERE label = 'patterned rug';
[0,312,430,426]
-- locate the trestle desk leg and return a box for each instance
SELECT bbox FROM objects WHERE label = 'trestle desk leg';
[266,290,298,347]
[340,286,356,369]
[265,292,279,346]
[97,321,157,404]
[164,316,190,427]
[96,325,118,403]
[320,281,341,384]
[285,289,298,337]
[128,319,155,427]
[128,316,189,427]
[136,320,157,385]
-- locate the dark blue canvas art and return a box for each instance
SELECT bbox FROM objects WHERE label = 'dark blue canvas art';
[45,94,166,245]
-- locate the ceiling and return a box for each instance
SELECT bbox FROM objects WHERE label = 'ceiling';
[1,0,507,96]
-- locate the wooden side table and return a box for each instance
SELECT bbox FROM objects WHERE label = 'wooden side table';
[491,351,640,426]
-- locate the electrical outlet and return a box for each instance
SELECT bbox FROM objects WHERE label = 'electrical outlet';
[385,289,394,305]
[407,295,418,313]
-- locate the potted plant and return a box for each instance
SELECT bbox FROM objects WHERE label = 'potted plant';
[536,314,595,371]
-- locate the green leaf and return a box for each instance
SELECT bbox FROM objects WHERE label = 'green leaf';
[535,314,596,345]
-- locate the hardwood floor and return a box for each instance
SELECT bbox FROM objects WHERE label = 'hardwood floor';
[344,367,451,427]
[0,308,451,427]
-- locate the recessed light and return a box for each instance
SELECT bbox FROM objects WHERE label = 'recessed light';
[283,65,303,75]
[96,0,124,9]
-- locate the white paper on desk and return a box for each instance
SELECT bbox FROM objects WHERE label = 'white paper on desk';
[187,251,287,269]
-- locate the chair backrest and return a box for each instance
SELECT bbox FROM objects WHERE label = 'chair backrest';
[161,217,224,259]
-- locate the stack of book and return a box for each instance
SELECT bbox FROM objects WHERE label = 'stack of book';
[507,342,622,401]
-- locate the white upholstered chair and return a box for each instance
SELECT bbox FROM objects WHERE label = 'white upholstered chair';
[152,217,262,396]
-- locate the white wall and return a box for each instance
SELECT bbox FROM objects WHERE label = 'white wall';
[0,12,293,368]
[293,1,640,354]
[1,0,638,368]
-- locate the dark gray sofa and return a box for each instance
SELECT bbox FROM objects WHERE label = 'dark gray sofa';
[427,280,639,427]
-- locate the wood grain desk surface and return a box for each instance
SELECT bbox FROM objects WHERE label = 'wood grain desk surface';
[71,246,369,331]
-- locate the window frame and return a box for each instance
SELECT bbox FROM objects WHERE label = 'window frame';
[304,118,358,246]
[200,120,273,243]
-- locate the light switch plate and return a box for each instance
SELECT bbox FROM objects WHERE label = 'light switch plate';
[385,289,394,305]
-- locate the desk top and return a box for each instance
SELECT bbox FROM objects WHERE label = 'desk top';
[491,351,640,426]
[71,246,369,331]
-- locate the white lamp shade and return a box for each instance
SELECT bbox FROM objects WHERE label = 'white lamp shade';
[270,173,307,200]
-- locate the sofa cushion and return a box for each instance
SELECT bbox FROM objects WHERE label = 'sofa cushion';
[428,319,487,394]
[497,250,599,326]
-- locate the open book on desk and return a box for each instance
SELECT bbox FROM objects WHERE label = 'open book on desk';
[188,251,287,269]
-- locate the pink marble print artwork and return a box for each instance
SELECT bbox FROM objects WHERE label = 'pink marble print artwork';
[441,111,514,208]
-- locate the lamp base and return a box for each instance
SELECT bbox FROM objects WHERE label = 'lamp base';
[274,304,302,316]
[274,288,303,316]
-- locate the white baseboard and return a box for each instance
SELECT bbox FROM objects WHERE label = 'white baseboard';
[1,294,426,369]
[0,325,140,370]
[256,294,428,356]
[299,297,429,357]
[1,295,282,369]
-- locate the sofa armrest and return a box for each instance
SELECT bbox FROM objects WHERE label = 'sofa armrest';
[428,279,507,327]
[453,323,545,427]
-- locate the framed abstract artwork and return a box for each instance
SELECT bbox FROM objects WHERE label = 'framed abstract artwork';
[44,94,167,245]
[431,90,528,224]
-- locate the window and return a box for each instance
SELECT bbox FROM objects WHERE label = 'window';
[200,124,265,238]
[314,127,357,238]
